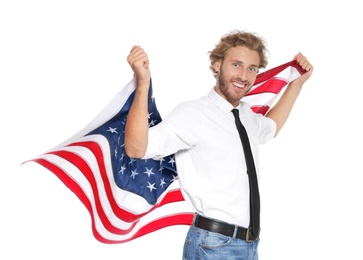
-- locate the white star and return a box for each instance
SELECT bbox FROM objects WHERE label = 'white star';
[160,178,166,188]
[149,119,157,127]
[120,152,125,160]
[130,169,139,179]
[171,175,178,182]
[107,127,118,134]
[144,167,155,178]
[118,164,127,175]
[159,158,165,165]
[158,165,164,173]
[146,182,157,192]
[168,156,175,167]
[129,158,136,165]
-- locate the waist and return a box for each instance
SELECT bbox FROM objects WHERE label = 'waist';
[193,214,259,242]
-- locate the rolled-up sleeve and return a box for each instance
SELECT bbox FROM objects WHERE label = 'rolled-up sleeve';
[143,102,204,160]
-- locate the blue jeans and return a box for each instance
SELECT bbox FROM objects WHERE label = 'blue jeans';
[183,225,259,260]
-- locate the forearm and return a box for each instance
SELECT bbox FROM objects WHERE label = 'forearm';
[124,79,150,158]
[266,79,303,137]
[266,52,313,137]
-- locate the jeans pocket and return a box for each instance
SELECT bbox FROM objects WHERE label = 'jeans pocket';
[200,231,232,249]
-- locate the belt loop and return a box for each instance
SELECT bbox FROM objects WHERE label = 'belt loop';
[232,225,238,239]
[192,213,198,226]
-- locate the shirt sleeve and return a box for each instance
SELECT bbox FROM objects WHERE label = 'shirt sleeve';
[143,101,204,160]
[240,102,276,145]
[255,114,276,144]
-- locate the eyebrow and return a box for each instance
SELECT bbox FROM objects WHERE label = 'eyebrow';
[231,60,259,68]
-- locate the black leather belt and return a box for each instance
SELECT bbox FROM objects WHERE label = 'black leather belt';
[193,214,259,242]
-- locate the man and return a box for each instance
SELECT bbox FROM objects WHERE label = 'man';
[124,30,313,259]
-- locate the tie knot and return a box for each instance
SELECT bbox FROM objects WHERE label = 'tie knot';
[232,108,239,118]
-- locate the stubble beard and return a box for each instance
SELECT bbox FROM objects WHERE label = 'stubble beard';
[217,68,251,106]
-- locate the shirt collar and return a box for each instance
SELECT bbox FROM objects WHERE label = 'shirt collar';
[208,87,237,113]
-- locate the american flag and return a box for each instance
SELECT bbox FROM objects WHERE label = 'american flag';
[24,60,304,244]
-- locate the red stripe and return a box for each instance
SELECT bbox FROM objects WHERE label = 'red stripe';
[70,141,187,219]
[254,60,304,85]
[61,141,140,221]
[158,189,186,207]
[48,149,137,234]
[31,139,191,238]
[247,78,288,96]
[31,158,107,242]
[251,105,270,115]
[32,157,193,243]
[115,213,194,244]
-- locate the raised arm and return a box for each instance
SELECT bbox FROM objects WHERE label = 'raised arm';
[265,53,313,137]
[124,46,151,158]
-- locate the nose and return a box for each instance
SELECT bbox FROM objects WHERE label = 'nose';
[237,67,248,81]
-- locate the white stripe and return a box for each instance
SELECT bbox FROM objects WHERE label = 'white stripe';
[99,201,191,242]
[37,140,185,229]
[243,65,302,108]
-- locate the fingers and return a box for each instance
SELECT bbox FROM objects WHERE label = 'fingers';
[294,52,313,72]
[127,45,149,69]
[127,45,150,82]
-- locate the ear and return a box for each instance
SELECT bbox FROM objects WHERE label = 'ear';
[213,60,221,73]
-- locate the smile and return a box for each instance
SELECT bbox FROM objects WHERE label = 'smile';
[232,81,247,89]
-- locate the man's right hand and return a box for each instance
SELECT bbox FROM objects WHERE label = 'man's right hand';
[127,45,151,86]
[125,46,150,159]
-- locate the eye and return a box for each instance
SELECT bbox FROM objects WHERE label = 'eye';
[232,63,239,68]
[248,67,258,74]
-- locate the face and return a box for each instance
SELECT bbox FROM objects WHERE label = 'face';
[214,46,260,107]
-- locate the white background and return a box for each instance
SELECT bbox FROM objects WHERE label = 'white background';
[1,0,363,259]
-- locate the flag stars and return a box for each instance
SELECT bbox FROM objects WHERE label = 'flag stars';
[158,165,164,173]
[146,182,157,192]
[129,158,136,165]
[149,119,157,127]
[120,152,125,160]
[130,169,139,179]
[159,158,165,165]
[171,175,178,182]
[144,167,155,178]
[118,164,127,175]
[168,156,175,167]
[160,178,166,188]
[107,127,118,134]
[148,112,153,119]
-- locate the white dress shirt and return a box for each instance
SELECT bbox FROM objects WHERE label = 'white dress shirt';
[143,87,276,228]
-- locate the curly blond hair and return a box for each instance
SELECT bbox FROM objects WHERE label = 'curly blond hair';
[209,30,269,77]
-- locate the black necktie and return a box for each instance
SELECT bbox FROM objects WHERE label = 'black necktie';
[232,108,260,241]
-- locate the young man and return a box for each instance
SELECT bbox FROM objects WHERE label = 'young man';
[125,30,313,259]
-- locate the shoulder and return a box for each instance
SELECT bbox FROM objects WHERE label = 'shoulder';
[172,96,210,113]
[240,101,255,115]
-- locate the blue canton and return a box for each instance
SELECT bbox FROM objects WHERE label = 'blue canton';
[87,79,177,205]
